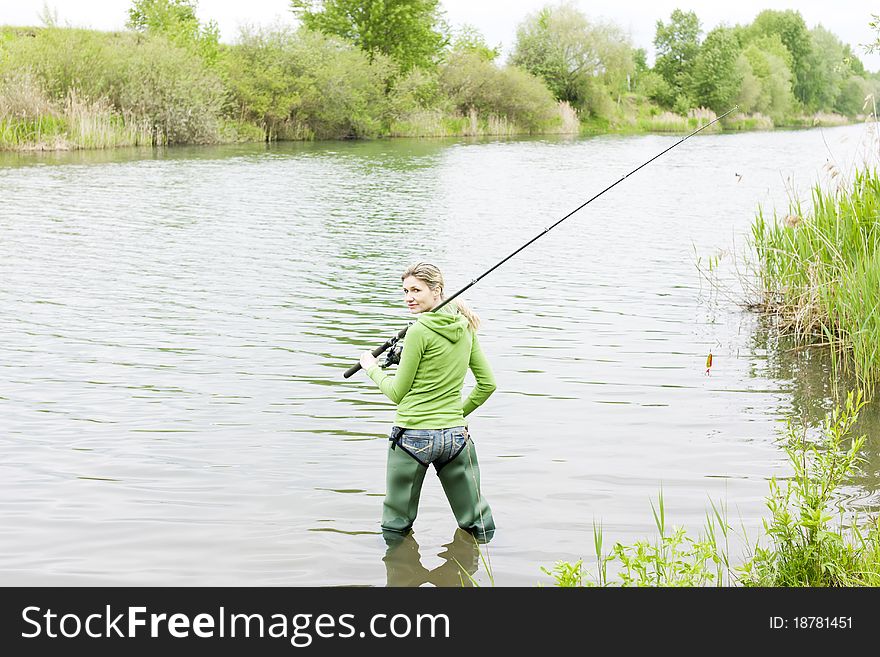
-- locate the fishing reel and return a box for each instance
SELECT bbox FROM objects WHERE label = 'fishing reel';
[380,335,404,369]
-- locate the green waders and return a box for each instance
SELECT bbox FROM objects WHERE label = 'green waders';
[381,438,495,540]
[381,444,429,534]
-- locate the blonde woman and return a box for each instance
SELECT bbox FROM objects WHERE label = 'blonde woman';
[360,262,496,541]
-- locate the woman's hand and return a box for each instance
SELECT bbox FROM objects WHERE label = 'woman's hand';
[360,351,378,370]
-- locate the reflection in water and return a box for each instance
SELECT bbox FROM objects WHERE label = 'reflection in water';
[382,529,487,587]
[749,323,880,511]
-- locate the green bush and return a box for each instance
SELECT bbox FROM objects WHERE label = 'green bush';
[387,67,443,119]
[108,34,224,143]
[835,75,872,117]
[635,70,672,106]
[0,27,225,144]
[222,27,391,140]
[438,52,558,132]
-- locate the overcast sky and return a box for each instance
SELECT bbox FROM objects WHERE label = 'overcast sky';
[2,1,878,71]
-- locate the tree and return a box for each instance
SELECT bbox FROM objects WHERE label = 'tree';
[690,27,742,114]
[748,9,811,106]
[741,42,795,122]
[805,26,852,112]
[510,2,633,114]
[290,0,447,72]
[842,45,865,77]
[127,0,219,64]
[223,26,391,139]
[835,75,871,116]
[735,54,761,114]
[870,14,880,53]
[653,9,701,109]
[449,24,500,62]
[128,0,198,34]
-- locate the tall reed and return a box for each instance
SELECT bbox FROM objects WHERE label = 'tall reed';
[750,169,880,390]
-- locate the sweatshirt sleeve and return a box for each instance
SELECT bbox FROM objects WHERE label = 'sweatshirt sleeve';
[365,325,425,404]
[462,332,496,418]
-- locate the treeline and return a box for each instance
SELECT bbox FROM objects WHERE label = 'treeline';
[640,8,878,124]
[508,3,879,130]
[0,0,877,150]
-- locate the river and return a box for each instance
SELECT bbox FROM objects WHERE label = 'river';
[1,124,878,586]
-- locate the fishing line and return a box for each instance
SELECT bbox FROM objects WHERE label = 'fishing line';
[344,105,738,378]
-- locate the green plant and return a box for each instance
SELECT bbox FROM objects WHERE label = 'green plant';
[222,26,391,141]
[546,393,880,587]
[750,169,880,390]
[738,390,878,586]
[545,491,732,587]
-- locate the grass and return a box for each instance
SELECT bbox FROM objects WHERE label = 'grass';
[582,105,727,136]
[779,112,853,128]
[750,168,880,391]
[544,492,733,587]
[0,93,154,150]
[545,391,880,586]
[388,101,579,138]
[723,112,774,131]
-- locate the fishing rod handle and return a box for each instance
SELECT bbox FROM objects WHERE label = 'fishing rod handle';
[343,326,410,378]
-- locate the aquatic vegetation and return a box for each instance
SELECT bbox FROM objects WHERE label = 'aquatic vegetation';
[545,392,880,586]
[739,391,880,586]
[750,168,880,390]
[544,493,733,587]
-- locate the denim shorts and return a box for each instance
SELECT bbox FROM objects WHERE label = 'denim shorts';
[391,426,469,470]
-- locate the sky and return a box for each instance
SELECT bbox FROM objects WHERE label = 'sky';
[1,1,878,72]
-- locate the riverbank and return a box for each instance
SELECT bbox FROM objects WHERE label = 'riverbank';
[0,25,862,152]
[0,102,859,152]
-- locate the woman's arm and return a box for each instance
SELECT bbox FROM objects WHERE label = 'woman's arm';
[462,332,496,417]
[364,326,425,404]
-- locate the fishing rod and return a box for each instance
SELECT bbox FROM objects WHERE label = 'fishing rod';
[343,105,738,379]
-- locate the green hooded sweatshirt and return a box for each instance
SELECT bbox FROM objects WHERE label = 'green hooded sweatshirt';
[366,306,496,429]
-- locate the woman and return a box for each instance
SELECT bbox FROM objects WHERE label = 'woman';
[360,262,496,541]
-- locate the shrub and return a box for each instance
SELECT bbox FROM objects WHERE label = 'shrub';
[439,52,558,132]
[0,27,225,144]
[223,27,391,140]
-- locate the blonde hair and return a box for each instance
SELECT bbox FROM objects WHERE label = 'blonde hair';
[401,262,481,332]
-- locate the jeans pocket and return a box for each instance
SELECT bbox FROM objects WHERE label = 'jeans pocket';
[402,436,431,452]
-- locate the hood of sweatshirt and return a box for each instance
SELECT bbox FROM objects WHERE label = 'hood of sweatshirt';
[416,305,468,343]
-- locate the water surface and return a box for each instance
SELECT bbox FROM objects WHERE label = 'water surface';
[1,125,878,585]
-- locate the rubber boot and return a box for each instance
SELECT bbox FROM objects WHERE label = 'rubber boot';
[381,443,428,534]
[436,440,495,541]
